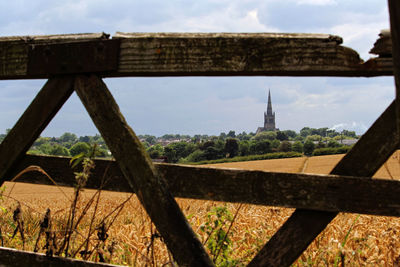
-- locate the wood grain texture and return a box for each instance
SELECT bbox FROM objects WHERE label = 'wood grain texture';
[73,75,213,267]
[0,246,119,267]
[0,33,109,79]
[370,29,392,57]
[363,57,393,74]
[6,154,400,218]
[0,32,394,78]
[115,32,364,76]
[249,100,399,267]
[0,76,75,184]
[389,0,400,138]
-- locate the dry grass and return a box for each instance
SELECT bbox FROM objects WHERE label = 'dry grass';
[1,151,400,265]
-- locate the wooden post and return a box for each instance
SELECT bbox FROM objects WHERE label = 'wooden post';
[74,75,213,267]
[249,100,399,266]
[388,0,400,140]
[0,76,75,182]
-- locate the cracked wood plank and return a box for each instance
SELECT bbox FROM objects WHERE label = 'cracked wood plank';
[0,32,394,79]
[114,32,364,77]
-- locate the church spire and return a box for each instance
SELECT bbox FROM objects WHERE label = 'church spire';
[267,89,273,116]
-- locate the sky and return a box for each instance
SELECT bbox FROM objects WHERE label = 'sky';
[0,0,395,137]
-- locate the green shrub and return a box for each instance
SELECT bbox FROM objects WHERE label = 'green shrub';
[187,151,302,165]
[69,142,91,157]
[312,146,351,156]
[49,144,70,156]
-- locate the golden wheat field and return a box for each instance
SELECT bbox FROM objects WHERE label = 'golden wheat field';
[1,151,400,266]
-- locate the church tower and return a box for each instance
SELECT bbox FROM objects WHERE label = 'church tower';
[256,89,277,134]
[264,90,276,131]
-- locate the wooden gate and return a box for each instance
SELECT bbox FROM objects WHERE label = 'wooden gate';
[1,1,400,266]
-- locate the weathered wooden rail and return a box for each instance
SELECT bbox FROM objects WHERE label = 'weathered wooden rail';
[9,153,400,218]
[1,1,400,266]
[0,32,393,79]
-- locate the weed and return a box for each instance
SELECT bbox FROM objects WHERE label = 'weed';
[333,214,360,267]
[11,203,25,249]
[200,205,243,266]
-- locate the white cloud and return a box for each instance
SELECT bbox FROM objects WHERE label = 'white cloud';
[329,122,368,133]
[0,0,395,137]
[327,6,389,59]
[122,5,277,32]
[296,0,337,6]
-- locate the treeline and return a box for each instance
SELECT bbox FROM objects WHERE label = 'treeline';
[141,127,357,163]
[0,131,109,158]
[0,127,358,163]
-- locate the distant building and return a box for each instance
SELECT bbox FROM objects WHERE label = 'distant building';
[257,89,278,134]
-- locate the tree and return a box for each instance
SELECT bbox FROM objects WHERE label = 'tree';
[192,135,201,143]
[163,146,177,163]
[279,141,292,152]
[316,142,326,149]
[162,134,175,140]
[224,138,239,158]
[317,127,328,137]
[204,146,222,160]
[34,137,51,147]
[200,140,216,150]
[79,135,91,143]
[92,134,105,145]
[239,140,250,156]
[303,140,315,156]
[227,130,236,138]
[310,128,320,136]
[327,129,339,138]
[306,135,322,142]
[145,135,157,145]
[164,141,196,163]
[271,139,280,149]
[300,127,312,137]
[328,140,340,148]
[250,140,271,155]
[214,139,225,154]
[282,130,297,139]
[292,141,303,153]
[276,131,288,141]
[253,131,276,142]
[236,131,251,141]
[49,144,70,156]
[59,132,78,143]
[69,142,91,156]
[147,144,164,159]
[342,130,356,138]
[184,150,206,162]
[39,143,52,154]
[294,135,304,142]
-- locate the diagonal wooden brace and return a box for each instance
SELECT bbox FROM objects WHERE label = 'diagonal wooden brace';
[0,76,75,182]
[74,75,214,267]
[249,100,399,266]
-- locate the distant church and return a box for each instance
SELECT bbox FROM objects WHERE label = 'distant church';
[256,90,278,134]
